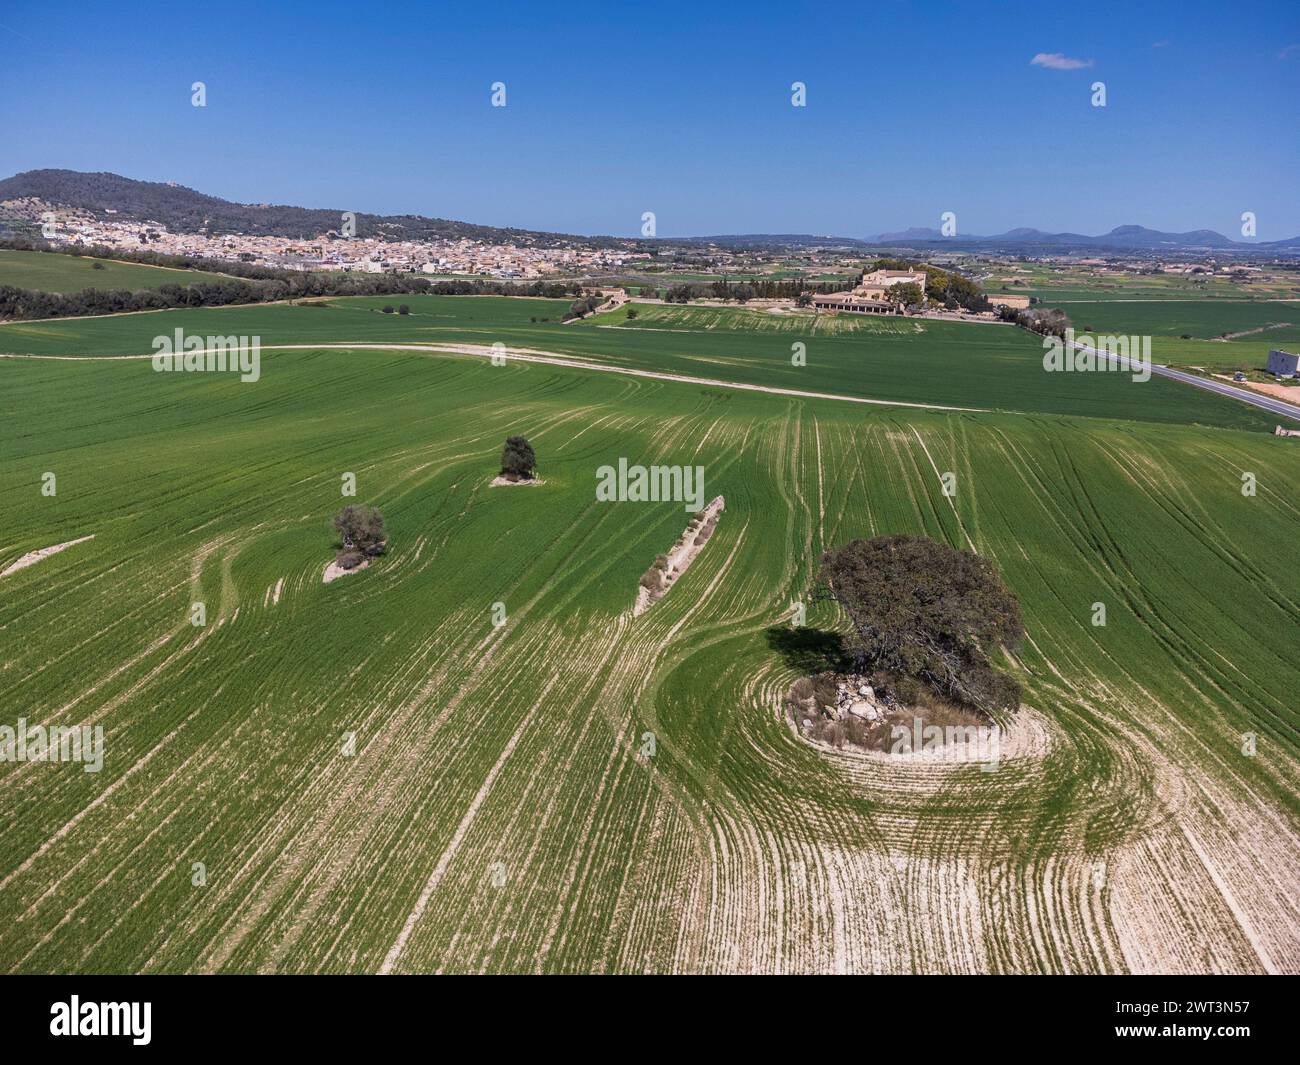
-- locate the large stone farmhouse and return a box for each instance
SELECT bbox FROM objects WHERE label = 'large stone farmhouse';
[808,267,928,315]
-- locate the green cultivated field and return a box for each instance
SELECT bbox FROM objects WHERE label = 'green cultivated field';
[2,297,1298,973]
[0,295,1280,430]
[1057,299,1300,368]
[1061,299,1300,340]
[0,248,235,293]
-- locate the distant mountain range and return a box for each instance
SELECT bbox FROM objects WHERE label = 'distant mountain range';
[865,224,1300,255]
[2,169,1297,258]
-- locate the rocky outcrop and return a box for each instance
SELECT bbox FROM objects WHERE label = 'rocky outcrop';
[837,681,886,723]
[813,673,898,724]
[633,496,724,616]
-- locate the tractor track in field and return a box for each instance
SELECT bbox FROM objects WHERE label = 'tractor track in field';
[0,342,993,414]
[3,331,1298,974]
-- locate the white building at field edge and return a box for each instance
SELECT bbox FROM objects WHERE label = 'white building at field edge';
[1266,348,1298,377]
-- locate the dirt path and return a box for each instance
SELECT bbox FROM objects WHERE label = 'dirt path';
[0,343,993,414]
[0,534,95,577]
[1212,322,1294,341]
[1209,374,1300,400]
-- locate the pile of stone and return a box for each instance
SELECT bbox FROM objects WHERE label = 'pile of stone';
[822,674,893,723]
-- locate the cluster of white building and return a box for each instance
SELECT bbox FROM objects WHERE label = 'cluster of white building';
[9,199,647,280]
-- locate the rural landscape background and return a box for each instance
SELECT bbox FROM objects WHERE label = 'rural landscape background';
[1,0,1297,976]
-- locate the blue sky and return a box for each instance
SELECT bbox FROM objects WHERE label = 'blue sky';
[2,0,1297,238]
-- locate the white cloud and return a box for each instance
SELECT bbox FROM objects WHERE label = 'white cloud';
[1279,43,1299,60]
[1030,52,1094,71]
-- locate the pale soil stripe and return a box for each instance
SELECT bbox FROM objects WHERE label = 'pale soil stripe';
[377,686,549,975]
[0,705,203,896]
[0,535,96,577]
[909,425,977,552]
[0,344,993,414]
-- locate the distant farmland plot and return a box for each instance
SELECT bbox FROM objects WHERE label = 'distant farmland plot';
[984,263,1300,302]
[1,343,1297,973]
[0,294,575,355]
[1060,298,1300,340]
[602,302,921,335]
[0,248,234,293]
[0,294,1279,430]
[1058,298,1300,367]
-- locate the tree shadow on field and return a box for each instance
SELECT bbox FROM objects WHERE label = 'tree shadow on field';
[764,626,851,675]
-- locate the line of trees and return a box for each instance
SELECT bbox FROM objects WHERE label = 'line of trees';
[0,238,590,322]
[998,303,1071,338]
[657,278,850,304]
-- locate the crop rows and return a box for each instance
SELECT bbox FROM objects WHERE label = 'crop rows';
[1,313,1296,972]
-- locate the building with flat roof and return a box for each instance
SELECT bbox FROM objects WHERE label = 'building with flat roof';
[1266,349,1299,377]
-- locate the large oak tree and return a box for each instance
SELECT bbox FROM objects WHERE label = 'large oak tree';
[816,535,1023,711]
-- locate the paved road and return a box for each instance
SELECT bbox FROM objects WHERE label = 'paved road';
[1151,365,1300,421]
[1070,341,1300,423]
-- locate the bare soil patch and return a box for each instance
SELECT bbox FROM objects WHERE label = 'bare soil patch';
[1,534,95,578]
[323,557,370,583]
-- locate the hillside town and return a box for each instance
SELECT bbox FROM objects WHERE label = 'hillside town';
[0,196,649,280]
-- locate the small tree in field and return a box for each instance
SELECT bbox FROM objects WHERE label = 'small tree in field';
[500,435,537,480]
[815,535,1023,711]
[333,505,387,557]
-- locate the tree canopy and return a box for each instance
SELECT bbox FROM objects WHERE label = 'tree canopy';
[333,505,387,557]
[889,282,924,308]
[500,435,537,479]
[816,535,1023,711]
